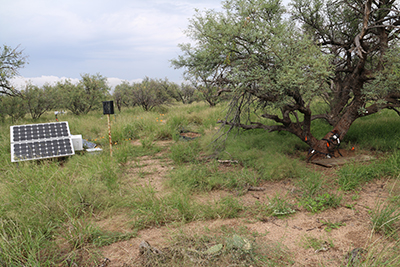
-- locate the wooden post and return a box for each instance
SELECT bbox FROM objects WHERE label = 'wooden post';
[107,114,112,157]
[102,101,114,157]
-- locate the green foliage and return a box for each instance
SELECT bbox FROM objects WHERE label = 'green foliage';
[267,194,296,217]
[173,0,400,158]
[0,45,27,96]
[252,194,296,219]
[364,47,400,103]
[1,94,26,122]
[23,83,57,120]
[113,79,199,112]
[357,239,400,266]
[320,220,346,232]
[133,77,171,111]
[125,188,244,231]
[196,84,222,107]
[58,73,110,115]
[168,164,218,192]
[0,99,4,123]
[174,83,198,104]
[113,81,135,111]
[300,193,342,213]
[296,162,343,216]
[0,218,58,265]
[172,0,333,136]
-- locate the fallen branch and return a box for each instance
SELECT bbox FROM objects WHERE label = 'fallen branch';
[217,160,239,164]
[248,186,266,191]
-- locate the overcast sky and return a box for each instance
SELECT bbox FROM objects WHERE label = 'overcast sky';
[1,0,289,89]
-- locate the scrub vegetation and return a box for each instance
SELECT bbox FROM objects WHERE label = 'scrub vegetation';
[1,0,400,265]
[0,102,400,266]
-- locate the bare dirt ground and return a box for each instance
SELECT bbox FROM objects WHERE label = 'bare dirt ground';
[97,144,394,266]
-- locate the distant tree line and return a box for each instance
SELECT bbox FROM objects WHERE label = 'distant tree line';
[113,77,232,111]
[0,73,226,123]
[113,77,202,112]
[0,44,231,123]
[0,73,110,122]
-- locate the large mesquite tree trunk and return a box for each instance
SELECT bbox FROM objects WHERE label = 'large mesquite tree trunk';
[290,0,400,157]
[172,0,400,158]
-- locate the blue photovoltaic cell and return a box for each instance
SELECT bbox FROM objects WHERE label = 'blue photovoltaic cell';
[12,138,74,162]
[10,122,75,162]
[11,122,69,142]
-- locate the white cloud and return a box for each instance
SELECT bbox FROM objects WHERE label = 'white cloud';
[0,1,223,82]
[11,76,80,90]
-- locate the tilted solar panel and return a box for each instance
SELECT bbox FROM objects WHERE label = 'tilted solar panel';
[10,122,75,162]
[11,122,70,142]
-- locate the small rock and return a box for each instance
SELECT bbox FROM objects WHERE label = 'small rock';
[139,240,163,255]
[231,235,252,251]
[139,240,151,254]
[205,244,223,255]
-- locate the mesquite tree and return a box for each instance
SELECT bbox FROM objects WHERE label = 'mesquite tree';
[132,77,172,111]
[24,83,57,120]
[172,0,400,157]
[113,81,135,111]
[57,74,110,115]
[0,45,27,96]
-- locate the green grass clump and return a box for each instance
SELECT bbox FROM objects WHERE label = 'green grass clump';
[356,239,400,266]
[121,187,244,231]
[169,140,201,164]
[300,193,342,213]
[222,129,308,181]
[370,200,400,238]
[58,216,136,249]
[168,164,218,192]
[344,109,400,151]
[337,162,382,191]
[251,194,296,220]
[295,172,342,213]
[214,196,244,219]
[296,172,324,198]
[168,163,259,193]
[0,151,129,265]
[337,152,400,191]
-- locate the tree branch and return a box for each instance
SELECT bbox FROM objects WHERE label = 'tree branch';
[217,120,286,132]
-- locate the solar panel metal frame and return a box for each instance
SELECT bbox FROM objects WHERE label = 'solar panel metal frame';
[10,121,75,162]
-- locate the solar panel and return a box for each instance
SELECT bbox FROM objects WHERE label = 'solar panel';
[10,122,75,162]
[11,122,70,142]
